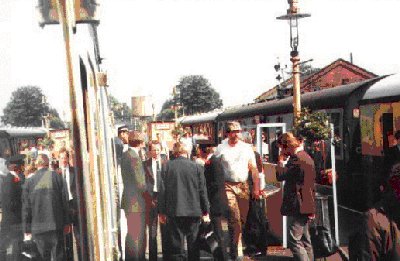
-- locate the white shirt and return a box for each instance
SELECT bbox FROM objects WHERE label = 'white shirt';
[215,140,256,183]
[262,142,269,155]
[62,166,73,200]
[151,158,160,192]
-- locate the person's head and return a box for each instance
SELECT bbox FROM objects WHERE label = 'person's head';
[36,154,50,169]
[172,142,188,158]
[395,130,400,144]
[58,147,70,168]
[6,155,25,173]
[242,131,253,145]
[24,162,37,177]
[148,141,161,159]
[277,132,301,156]
[118,126,129,144]
[385,163,400,202]
[128,131,145,148]
[225,121,242,146]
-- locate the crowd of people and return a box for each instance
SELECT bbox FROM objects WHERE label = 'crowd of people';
[115,121,323,261]
[1,123,399,261]
[0,144,78,261]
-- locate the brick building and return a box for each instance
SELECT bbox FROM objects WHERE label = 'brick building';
[255,58,377,102]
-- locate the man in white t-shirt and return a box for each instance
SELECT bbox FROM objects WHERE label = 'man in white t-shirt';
[215,121,260,260]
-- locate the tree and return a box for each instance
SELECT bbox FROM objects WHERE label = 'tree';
[158,75,223,120]
[48,108,66,129]
[300,63,320,77]
[109,95,132,124]
[2,86,50,127]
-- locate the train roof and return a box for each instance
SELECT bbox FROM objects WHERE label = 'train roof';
[0,127,47,138]
[360,74,400,105]
[217,77,381,121]
[181,111,221,124]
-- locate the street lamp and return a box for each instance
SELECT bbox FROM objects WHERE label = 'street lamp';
[277,0,310,123]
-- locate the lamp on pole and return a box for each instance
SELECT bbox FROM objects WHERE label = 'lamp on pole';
[277,0,310,124]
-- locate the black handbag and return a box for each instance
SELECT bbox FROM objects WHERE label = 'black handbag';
[197,221,219,254]
[310,223,338,258]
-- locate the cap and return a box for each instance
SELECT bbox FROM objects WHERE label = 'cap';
[6,154,26,165]
[128,131,145,142]
[226,121,242,133]
[117,125,129,134]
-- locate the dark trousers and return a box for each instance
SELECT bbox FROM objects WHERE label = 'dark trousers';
[147,199,158,261]
[0,226,23,261]
[167,216,201,261]
[287,215,314,261]
[33,231,65,261]
[211,216,228,261]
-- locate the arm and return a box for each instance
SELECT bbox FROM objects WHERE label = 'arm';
[248,151,261,198]
[198,165,210,215]
[22,181,32,236]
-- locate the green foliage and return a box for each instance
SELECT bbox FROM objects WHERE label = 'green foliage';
[38,135,55,149]
[158,75,223,119]
[48,108,65,129]
[293,108,331,142]
[1,86,64,128]
[2,86,49,127]
[109,95,132,124]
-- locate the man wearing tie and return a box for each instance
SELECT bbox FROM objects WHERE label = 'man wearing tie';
[121,131,150,261]
[144,141,166,261]
[58,148,78,261]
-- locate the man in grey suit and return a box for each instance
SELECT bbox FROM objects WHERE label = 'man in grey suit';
[159,142,210,261]
[121,131,150,261]
[22,154,70,261]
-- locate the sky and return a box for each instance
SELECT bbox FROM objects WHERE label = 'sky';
[1,0,400,121]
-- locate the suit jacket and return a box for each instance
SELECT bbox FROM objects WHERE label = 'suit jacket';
[121,147,148,213]
[204,155,228,217]
[276,150,316,216]
[384,146,400,180]
[22,168,70,235]
[143,155,166,197]
[349,206,400,261]
[158,156,210,217]
[0,172,23,231]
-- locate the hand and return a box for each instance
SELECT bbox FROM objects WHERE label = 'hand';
[202,213,211,223]
[64,224,72,234]
[307,213,316,221]
[252,189,261,200]
[159,214,167,224]
[24,233,32,241]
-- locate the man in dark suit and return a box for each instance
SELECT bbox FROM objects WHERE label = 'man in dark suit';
[0,155,25,261]
[158,142,210,261]
[121,131,149,261]
[22,154,70,261]
[384,130,400,184]
[58,148,79,261]
[143,141,167,261]
[203,145,229,261]
[276,132,316,261]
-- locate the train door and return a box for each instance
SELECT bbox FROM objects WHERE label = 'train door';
[255,123,287,248]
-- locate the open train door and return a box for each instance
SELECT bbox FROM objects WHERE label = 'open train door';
[255,123,287,248]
